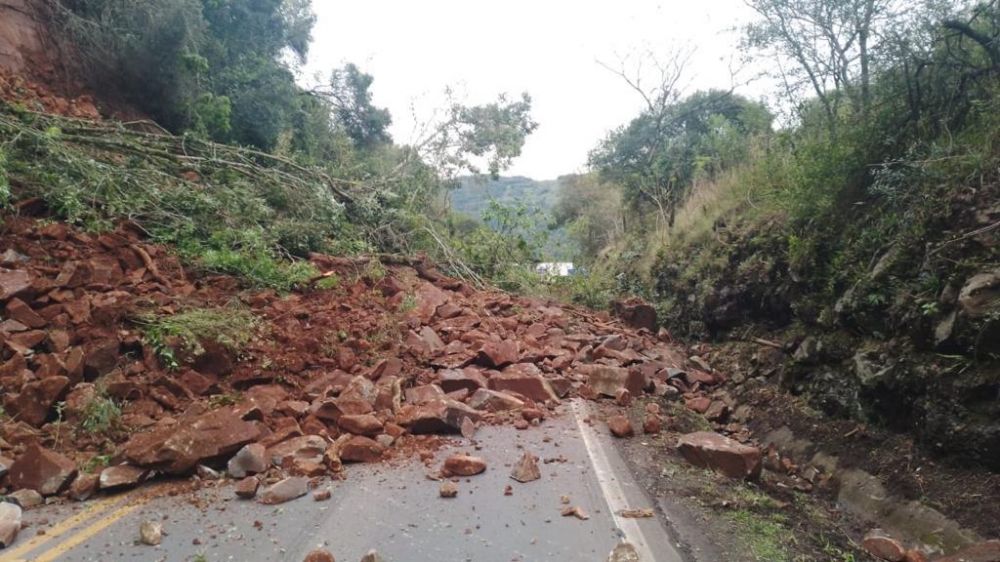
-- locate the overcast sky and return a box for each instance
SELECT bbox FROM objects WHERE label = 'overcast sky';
[302,0,763,179]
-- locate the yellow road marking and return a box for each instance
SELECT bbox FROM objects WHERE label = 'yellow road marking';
[30,498,151,562]
[0,495,127,562]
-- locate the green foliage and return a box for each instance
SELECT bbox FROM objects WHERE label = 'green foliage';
[136,306,257,369]
[325,64,393,148]
[80,394,122,435]
[455,200,548,281]
[0,148,9,206]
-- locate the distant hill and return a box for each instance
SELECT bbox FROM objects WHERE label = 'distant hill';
[449,176,562,219]
[449,175,576,261]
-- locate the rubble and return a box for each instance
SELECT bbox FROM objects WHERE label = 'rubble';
[439,481,458,498]
[443,454,487,476]
[0,503,21,548]
[259,477,309,505]
[304,550,335,562]
[677,432,762,480]
[139,520,162,546]
[8,445,77,496]
[608,415,634,438]
[510,452,541,483]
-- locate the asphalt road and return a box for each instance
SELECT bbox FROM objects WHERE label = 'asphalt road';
[1,401,684,562]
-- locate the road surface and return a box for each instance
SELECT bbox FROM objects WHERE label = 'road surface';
[1,401,684,561]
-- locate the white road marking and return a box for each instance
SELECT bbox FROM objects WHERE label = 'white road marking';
[571,400,683,562]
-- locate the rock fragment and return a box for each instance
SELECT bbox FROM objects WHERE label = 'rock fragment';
[608,415,634,438]
[8,444,78,496]
[560,505,589,520]
[259,477,308,505]
[608,541,641,562]
[235,477,260,499]
[439,481,458,498]
[339,436,385,463]
[139,520,162,546]
[677,431,762,480]
[442,454,487,476]
[0,503,22,548]
[862,529,906,561]
[510,452,541,483]
[360,550,383,562]
[304,549,335,562]
[228,443,268,478]
[8,489,42,508]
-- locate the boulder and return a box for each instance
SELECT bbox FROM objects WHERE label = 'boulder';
[339,436,385,463]
[862,529,906,561]
[264,436,327,467]
[8,444,78,495]
[677,431,762,480]
[577,365,645,398]
[612,298,657,332]
[0,502,22,548]
[4,375,70,427]
[467,388,524,412]
[69,473,100,501]
[608,415,634,438]
[475,340,518,368]
[99,464,149,490]
[227,443,268,478]
[338,414,384,436]
[0,269,31,301]
[396,399,480,434]
[122,407,261,473]
[437,368,488,394]
[8,489,42,508]
[488,364,559,403]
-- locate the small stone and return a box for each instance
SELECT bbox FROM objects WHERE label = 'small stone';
[503,485,513,496]
[139,520,162,546]
[513,419,529,430]
[68,473,99,501]
[8,489,43,508]
[510,452,541,483]
[642,413,662,434]
[614,387,631,406]
[259,477,308,505]
[862,529,906,561]
[608,541,641,562]
[196,465,221,480]
[644,403,661,415]
[235,477,259,499]
[460,417,476,439]
[560,505,589,520]
[442,454,487,476]
[303,549,335,562]
[440,481,458,498]
[313,489,332,502]
[339,436,385,463]
[608,415,634,438]
[360,550,383,562]
[0,502,22,548]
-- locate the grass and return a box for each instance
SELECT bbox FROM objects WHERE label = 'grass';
[135,305,258,370]
[79,394,122,435]
[726,509,794,562]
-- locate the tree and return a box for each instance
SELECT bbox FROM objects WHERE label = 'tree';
[742,0,898,131]
[312,63,393,148]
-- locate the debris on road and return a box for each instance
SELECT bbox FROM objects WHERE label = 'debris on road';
[560,505,590,520]
[617,508,655,518]
[360,550,383,562]
[439,481,458,498]
[235,476,259,499]
[259,477,308,505]
[0,502,22,548]
[676,431,762,480]
[608,541,641,562]
[608,415,634,438]
[510,452,541,483]
[139,520,162,546]
[313,488,332,501]
[304,549,335,562]
[442,454,487,476]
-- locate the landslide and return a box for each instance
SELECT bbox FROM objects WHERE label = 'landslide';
[649,144,1000,471]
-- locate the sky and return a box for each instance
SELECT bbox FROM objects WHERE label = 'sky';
[302,0,764,180]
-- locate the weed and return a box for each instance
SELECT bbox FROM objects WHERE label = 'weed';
[208,393,241,408]
[316,274,341,290]
[726,509,793,562]
[400,293,417,312]
[80,394,122,435]
[83,454,113,473]
[135,306,257,370]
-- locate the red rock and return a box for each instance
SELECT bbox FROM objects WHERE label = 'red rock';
[615,387,632,406]
[705,400,730,422]
[259,476,308,505]
[228,443,268,477]
[234,476,259,499]
[339,436,385,463]
[5,298,45,328]
[437,368,488,394]
[313,488,332,501]
[862,529,906,561]
[69,473,100,501]
[0,502,21,548]
[439,481,458,498]
[933,540,1000,562]
[338,414,384,436]
[475,340,518,368]
[265,435,327,467]
[396,399,480,434]
[99,464,149,490]
[513,419,529,430]
[310,396,374,422]
[443,454,487,476]
[608,415,634,438]
[510,452,541,483]
[643,414,662,434]
[677,431,762,480]
[467,388,524,411]
[0,269,31,301]
[685,396,712,414]
[122,408,261,473]
[8,444,78,495]
[370,357,402,380]
[179,371,216,396]
[488,364,558,403]
[903,550,928,562]
[4,375,70,426]
[521,408,545,422]
[303,549,336,562]
[460,417,476,439]
[83,338,120,377]
[404,384,445,404]
[645,403,661,415]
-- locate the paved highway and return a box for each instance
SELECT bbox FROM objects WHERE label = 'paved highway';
[1,401,684,562]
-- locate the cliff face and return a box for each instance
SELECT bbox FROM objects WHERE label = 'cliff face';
[0,0,52,76]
